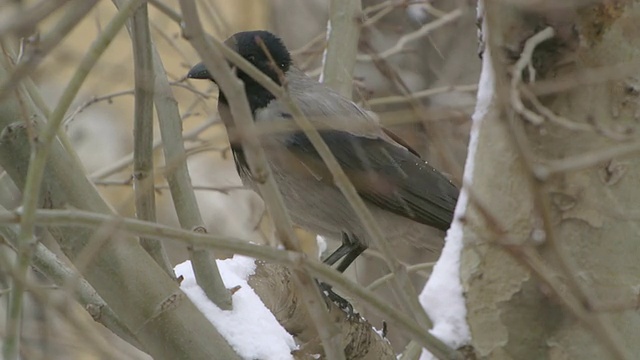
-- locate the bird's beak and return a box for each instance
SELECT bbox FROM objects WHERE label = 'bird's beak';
[187,62,213,81]
[188,35,240,82]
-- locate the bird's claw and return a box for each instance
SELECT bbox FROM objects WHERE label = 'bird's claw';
[318,281,358,318]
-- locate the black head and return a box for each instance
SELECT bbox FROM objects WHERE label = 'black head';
[229,30,292,82]
[187,30,292,113]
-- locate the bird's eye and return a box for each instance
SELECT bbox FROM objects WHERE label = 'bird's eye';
[247,55,256,62]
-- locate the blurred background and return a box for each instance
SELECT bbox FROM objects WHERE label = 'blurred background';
[0,0,479,358]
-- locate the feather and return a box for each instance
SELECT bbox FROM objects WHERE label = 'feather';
[281,129,458,231]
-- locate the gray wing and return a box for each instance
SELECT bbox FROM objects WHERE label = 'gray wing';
[283,130,459,231]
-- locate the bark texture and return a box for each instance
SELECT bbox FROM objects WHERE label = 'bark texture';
[463,1,640,359]
[248,261,395,359]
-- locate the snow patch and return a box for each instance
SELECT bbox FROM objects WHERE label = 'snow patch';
[419,6,496,358]
[175,257,296,360]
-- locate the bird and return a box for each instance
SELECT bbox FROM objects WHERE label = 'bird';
[187,30,459,274]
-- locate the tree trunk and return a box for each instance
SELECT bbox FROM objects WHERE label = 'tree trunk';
[463,1,640,359]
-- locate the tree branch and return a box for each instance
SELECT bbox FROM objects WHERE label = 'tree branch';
[320,0,362,97]
[130,1,174,278]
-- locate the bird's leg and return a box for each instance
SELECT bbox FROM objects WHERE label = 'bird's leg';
[318,232,367,317]
[322,232,363,269]
[336,237,366,273]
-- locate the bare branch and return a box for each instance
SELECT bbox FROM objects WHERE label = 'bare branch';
[356,8,463,61]
[320,0,362,96]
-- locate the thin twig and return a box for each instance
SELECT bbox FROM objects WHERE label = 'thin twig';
[63,89,136,127]
[0,41,87,170]
[531,61,640,97]
[148,0,182,23]
[540,141,640,177]
[149,21,191,65]
[398,340,424,360]
[290,31,326,56]
[361,4,394,27]
[0,0,99,102]
[94,180,244,194]
[366,83,477,107]
[366,262,435,291]
[0,0,73,37]
[520,86,593,132]
[356,8,462,61]
[510,26,555,125]
[89,117,218,180]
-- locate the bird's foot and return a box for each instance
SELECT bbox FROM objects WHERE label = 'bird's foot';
[317,281,358,318]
